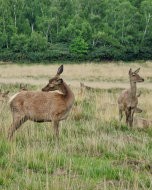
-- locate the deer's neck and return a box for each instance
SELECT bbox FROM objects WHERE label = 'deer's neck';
[59,81,74,105]
[130,80,136,98]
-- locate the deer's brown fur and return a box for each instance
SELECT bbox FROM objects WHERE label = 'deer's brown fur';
[118,68,144,127]
[8,65,75,140]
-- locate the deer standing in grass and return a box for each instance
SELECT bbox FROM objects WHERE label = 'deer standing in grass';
[0,90,9,102]
[118,68,144,127]
[19,84,28,91]
[8,65,75,140]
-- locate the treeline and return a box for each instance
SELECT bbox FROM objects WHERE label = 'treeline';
[0,0,152,62]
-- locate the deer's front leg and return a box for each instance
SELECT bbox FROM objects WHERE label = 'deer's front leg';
[125,107,131,125]
[53,120,59,141]
[119,109,123,122]
[128,108,135,127]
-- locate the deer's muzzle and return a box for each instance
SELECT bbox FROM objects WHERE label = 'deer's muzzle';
[42,86,49,91]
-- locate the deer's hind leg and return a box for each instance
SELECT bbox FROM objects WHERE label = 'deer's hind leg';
[8,112,27,140]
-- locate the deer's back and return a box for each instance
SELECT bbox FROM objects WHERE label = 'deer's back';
[118,89,138,109]
[10,91,69,121]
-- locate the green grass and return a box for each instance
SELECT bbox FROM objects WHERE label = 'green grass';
[0,83,152,190]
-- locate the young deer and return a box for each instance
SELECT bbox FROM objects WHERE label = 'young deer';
[118,68,144,127]
[8,65,75,140]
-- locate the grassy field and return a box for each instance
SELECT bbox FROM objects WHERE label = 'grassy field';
[0,62,152,190]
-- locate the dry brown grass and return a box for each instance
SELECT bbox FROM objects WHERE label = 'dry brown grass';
[0,61,152,89]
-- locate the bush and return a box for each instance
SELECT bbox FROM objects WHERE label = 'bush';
[0,33,7,48]
[10,34,29,53]
[69,36,88,55]
[27,32,48,52]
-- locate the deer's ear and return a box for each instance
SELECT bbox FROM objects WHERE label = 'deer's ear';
[2,91,9,97]
[5,91,9,95]
[129,68,132,75]
[134,68,140,73]
[57,65,63,75]
[57,78,63,85]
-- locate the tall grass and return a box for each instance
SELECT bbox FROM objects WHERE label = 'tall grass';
[0,63,152,190]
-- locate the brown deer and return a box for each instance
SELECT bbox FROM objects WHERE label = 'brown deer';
[0,90,9,102]
[8,65,75,140]
[80,82,93,91]
[80,82,95,95]
[19,84,28,91]
[118,68,144,127]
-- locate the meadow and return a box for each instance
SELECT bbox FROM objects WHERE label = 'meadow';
[0,62,152,190]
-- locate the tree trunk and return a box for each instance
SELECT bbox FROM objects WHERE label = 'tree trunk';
[141,13,151,44]
[13,4,17,27]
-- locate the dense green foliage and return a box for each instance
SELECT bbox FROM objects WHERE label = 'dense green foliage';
[0,0,152,62]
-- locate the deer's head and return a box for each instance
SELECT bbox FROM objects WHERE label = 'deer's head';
[42,65,64,92]
[0,90,9,102]
[80,82,85,88]
[19,84,28,91]
[129,68,144,83]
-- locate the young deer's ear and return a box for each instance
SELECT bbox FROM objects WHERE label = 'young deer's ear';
[134,68,140,74]
[57,65,63,75]
[129,68,132,75]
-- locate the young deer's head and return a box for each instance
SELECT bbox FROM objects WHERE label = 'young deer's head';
[42,65,64,92]
[129,68,144,83]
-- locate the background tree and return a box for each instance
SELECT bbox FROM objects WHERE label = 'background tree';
[0,0,151,62]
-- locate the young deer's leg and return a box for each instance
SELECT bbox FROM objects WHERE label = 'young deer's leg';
[8,114,27,140]
[125,107,131,126]
[125,110,129,125]
[119,109,123,121]
[128,108,135,127]
[53,120,59,140]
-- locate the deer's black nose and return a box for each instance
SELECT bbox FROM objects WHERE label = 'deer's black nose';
[42,87,47,91]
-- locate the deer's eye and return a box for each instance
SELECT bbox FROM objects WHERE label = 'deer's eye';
[49,84,54,87]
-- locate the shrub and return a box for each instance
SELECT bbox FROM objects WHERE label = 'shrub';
[69,36,88,55]
[27,32,48,52]
[10,34,28,53]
